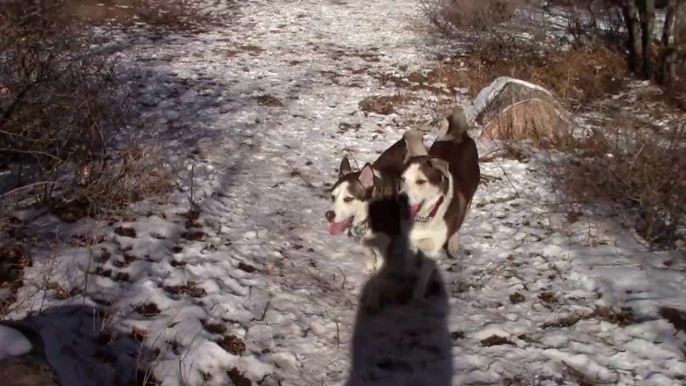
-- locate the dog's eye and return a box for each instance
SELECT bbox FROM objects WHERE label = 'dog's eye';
[343,197,354,203]
[416,179,426,185]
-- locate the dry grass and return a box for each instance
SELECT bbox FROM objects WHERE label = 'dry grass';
[359,95,410,115]
[62,0,211,30]
[420,47,629,110]
[420,0,521,37]
[481,99,573,148]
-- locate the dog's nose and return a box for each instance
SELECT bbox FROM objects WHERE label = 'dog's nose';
[325,210,335,223]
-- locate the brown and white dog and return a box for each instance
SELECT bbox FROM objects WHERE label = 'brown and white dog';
[400,107,480,300]
[325,134,423,273]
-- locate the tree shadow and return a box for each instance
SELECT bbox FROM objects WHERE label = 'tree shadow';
[345,198,453,386]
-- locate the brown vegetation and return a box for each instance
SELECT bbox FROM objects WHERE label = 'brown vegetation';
[0,0,174,222]
[64,0,209,30]
[421,0,520,36]
[417,40,630,110]
[420,0,686,247]
[555,117,685,246]
[359,95,409,115]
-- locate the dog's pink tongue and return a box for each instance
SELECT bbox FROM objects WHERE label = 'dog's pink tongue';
[410,204,422,218]
[329,221,349,236]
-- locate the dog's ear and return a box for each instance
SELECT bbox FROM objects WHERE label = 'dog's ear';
[339,156,352,178]
[359,163,375,190]
[430,158,450,176]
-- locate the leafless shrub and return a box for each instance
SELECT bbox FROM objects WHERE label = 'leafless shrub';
[420,0,520,37]
[563,1,626,50]
[0,0,174,221]
[547,117,686,247]
[418,0,685,247]
[418,0,632,106]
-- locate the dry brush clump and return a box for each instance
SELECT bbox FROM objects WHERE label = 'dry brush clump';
[419,0,686,248]
[546,117,686,247]
[0,0,174,221]
[420,0,520,37]
[418,0,633,109]
[427,46,629,109]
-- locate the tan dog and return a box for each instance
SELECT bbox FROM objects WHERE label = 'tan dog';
[400,107,480,301]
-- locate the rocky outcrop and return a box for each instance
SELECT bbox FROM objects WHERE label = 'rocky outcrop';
[471,77,572,145]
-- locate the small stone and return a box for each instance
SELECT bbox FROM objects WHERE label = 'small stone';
[138,94,160,107]
[179,89,198,104]
[164,110,181,120]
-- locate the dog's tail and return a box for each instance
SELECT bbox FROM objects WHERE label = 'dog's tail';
[437,106,469,144]
[403,128,428,158]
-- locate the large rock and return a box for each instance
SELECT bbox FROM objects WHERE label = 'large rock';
[472,77,571,145]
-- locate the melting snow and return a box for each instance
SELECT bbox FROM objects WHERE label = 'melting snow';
[0,325,33,361]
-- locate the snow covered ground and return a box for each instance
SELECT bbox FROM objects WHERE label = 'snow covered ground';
[4,0,686,385]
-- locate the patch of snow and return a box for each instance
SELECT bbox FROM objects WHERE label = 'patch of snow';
[0,325,33,360]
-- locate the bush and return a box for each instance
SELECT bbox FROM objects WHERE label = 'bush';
[555,119,686,247]
[0,0,173,220]
[420,0,686,248]
[421,0,520,37]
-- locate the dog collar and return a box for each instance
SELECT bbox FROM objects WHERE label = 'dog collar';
[415,196,444,223]
[349,221,369,242]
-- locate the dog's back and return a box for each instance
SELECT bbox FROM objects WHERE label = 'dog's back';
[372,137,406,176]
[429,108,480,238]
